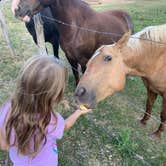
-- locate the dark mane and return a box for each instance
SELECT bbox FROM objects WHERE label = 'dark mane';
[56,0,95,17]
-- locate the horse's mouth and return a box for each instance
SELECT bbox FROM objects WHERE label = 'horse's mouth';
[85,104,96,109]
[74,97,97,109]
[15,9,32,21]
[74,88,97,109]
[25,10,33,18]
[15,2,44,22]
[85,100,97,109]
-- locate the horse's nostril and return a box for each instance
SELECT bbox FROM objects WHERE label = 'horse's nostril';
[76,87,86,97]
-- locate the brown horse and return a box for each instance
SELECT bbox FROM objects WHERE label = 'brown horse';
[14,0,133,84]
[75,24,166,139]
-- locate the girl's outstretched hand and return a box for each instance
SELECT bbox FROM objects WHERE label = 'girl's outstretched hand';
[64,105,92,131]
[76,105,92,115]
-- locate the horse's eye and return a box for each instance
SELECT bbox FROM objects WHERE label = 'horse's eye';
[104,55,112,62]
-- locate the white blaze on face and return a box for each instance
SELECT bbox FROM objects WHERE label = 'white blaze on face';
[87,43,117,69]
[91,45,104,61]
[91,43,116,61]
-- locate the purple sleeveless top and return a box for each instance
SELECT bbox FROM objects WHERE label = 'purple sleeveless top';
[0,103,65,166]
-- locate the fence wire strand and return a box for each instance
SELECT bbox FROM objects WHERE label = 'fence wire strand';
[39,15,166,46]
[0,18,166,125]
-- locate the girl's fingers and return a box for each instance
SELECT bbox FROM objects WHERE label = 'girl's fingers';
[84,109,92,113]
[77,109,93,114]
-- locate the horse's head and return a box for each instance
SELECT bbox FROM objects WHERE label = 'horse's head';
[74,32,131,108]
[14,0,52,21]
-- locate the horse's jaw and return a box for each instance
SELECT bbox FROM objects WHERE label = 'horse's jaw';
[15,0,45,21]
[74,90,97,109]
[74,97,97,109]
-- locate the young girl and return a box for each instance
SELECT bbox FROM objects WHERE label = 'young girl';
[0,55,91,166]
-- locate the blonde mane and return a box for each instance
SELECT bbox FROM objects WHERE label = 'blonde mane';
[127,24,166,49]
[89,24,166,64]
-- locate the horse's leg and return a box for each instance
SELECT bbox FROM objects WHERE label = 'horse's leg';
[81,65,86,73]
[151,97,166,139]
[66,56,79,85]
[52,37,59,59]
[140,87,157,125]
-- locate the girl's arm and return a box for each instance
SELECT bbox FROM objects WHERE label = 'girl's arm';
[0,129,9,151]
[64,109,92,131]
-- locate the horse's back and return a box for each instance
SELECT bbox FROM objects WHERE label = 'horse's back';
[102,10,134,33]
[88,10,134,49]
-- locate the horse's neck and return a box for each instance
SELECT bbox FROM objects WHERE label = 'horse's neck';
[124,26,166,78]
[56,0,82,7]
[50,0,93,22]
[123,40,158,77]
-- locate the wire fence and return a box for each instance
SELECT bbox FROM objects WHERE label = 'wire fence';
[0,0,165,135]
[0,1,166,165]
[0,2,165,122]
[0,13,165,85]
[39,15,166,46]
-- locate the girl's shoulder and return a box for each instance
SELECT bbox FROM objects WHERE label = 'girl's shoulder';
[0,102,11,129]
[48,112,65,139]
[0,102,11,112]
[55,112,64,125]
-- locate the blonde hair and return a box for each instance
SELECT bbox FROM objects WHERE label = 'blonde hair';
[6,55,68,157]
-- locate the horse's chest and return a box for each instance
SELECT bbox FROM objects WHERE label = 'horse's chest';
[146,78,166,94]
[60,38,94,62]
[59,30,104,65]
[143,63,166,94]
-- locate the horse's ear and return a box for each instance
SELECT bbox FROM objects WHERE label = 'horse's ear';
[116,31,131,49]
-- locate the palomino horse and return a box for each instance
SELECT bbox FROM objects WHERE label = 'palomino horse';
[75,24,166,139]
[14,0,133,84]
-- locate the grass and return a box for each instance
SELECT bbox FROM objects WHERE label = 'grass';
[0,0,166,165]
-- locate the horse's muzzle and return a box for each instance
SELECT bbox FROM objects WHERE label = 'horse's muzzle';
[15,6,32,21]
[74,86,97,109]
